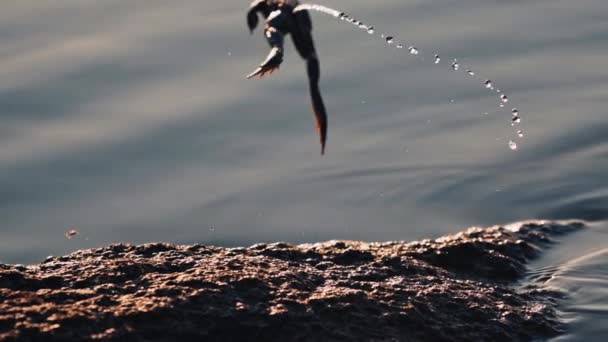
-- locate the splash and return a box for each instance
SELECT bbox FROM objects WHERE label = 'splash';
[294,3,525,150]
[293,4,342,17]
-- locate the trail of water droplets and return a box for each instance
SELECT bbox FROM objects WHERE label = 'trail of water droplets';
[294,3,525,150]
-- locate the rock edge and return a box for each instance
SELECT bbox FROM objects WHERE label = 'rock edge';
[0,220,583,341]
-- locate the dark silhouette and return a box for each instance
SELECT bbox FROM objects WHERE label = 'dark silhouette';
[247,0,328,155]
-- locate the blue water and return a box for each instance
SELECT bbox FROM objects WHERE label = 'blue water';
[1,0,607,339]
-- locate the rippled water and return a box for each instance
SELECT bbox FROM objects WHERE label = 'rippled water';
[1,0,607,339]
[526,221,608,341]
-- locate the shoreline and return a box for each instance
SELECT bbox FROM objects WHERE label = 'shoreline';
[0,220,583,341]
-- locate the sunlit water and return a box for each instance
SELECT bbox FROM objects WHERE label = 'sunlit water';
[525,221,608,341]
[1,0,607,339]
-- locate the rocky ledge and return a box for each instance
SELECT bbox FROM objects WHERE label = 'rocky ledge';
[0,221,583,341]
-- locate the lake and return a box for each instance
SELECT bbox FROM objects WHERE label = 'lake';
[1,0,606,339]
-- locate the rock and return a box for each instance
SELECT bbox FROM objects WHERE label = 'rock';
[0,220,582,341]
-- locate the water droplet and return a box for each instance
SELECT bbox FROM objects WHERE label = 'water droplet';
[209,226,215,232]
[396,44,403,49]
[450,99,455,103]
[434,54,440,64]
[358,22,366,29]
[508,140,518,150]
[380,34,385,38]
[517,130,524,138]
[65,229,79,239]
[483,112,489,115]
[500,103,505,108]
[512,116,521,124]
[409,46,419,55]
[467,69,475,76]
[339,13,347,20]
[500,94,508,103]
[385,36,394,44]
[484,80,494,89]
[367,26,374,34]
[451,60,460,71]
[227,51,232,56]
[511,108,519,116]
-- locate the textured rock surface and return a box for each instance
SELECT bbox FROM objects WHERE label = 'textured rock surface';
[0,220,583,341]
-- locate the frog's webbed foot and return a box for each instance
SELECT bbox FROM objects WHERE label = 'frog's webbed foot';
[246,47,283,79]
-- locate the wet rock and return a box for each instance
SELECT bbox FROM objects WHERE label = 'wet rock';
[0,220,582,341]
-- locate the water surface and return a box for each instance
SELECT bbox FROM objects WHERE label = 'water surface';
[1,0,607,338]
